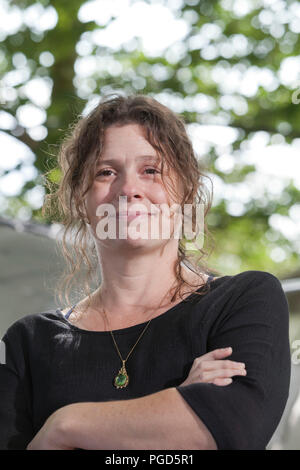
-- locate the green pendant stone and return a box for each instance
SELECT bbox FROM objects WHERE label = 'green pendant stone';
[114,363,129,388]
[116,373,127,386]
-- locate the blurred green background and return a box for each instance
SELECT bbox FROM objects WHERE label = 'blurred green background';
[0,0,300,449]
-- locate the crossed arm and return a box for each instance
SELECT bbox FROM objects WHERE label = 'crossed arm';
[26,387,217,450]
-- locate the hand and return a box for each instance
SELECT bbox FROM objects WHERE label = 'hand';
[180,347,247,387]
[26,407,75,450]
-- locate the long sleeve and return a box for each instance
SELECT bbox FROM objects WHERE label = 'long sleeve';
[175,271,291,450]
[0,322,34,449]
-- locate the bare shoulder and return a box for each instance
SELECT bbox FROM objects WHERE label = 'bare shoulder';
[60,308,69,316]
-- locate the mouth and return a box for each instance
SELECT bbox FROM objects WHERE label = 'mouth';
[116,212,152,220]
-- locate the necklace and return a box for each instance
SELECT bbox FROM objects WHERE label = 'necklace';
[100,300,153,389]
[96,278,195,389]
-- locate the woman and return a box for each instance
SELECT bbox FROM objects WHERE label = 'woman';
[0,94,291,450]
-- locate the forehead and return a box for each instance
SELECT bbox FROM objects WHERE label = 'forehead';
[103,124,155,150]
[98,123,160,163]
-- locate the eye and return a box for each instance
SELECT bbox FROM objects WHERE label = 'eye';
[96,169,115,177]
[144,167,161,175]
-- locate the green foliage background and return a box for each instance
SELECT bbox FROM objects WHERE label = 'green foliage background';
[1,0,300,280]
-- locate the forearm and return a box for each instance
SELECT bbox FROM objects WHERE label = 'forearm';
[66,387,216,450]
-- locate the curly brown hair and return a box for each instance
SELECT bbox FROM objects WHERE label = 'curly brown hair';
[43,93,220,309]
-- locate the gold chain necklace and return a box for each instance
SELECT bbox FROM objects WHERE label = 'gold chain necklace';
[100,300,153,389]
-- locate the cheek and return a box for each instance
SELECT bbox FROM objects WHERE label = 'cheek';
[160,172,183,205]
[85,185,108,215]
[151,186,170,204]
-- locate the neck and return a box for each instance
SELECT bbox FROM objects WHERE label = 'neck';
[90,241,204,319]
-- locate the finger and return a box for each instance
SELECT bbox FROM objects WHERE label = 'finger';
[196,348,233,363]
[203,368,247,382]
[198,359,246,371]
[213,378,232,386]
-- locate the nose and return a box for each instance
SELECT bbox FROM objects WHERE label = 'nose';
[118,170,143,201]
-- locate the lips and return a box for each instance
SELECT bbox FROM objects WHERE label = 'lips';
[116,212,151,222]
[117,211,149,216]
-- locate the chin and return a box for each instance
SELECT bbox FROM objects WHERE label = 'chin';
[116,237,165,251]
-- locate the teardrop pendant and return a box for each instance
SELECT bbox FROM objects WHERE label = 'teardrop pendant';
[114,361,129,389]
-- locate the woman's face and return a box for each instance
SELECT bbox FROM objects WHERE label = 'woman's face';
[84,123,182,251]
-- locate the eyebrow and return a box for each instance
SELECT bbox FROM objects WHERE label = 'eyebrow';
[97,155,160,166]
